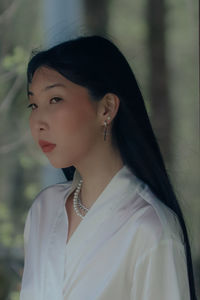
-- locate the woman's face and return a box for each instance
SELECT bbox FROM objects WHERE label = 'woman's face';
[28,66,101,168]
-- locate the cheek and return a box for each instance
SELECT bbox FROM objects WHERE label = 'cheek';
[55,103,98,140]
[54,104,99,164]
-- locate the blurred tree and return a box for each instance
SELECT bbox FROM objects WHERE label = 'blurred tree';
[0,0,42,298]
[84,0,111,35]
[0,0,198,298]
[147,0,171,162]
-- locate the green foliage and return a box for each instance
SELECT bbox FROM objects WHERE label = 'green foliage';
[0,222,14,247]
[0,202,10,220]
[24,183,39,200]
[2,46,28,74]
[0,0,42,298]
[19,155,35,169]
[10,291,20,300]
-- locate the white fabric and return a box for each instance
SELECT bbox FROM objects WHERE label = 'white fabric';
[20,164,190,300]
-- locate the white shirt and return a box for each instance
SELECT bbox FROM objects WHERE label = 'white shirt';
[20,164,190,300]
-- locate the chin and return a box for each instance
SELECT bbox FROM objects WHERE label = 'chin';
[49,159,73,169]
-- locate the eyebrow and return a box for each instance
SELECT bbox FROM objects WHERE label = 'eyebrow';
[27,83,66,97]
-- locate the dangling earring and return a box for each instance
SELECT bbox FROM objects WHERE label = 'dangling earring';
[104,116,111,141]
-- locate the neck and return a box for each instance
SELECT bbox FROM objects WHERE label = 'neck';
[75,154,124,209]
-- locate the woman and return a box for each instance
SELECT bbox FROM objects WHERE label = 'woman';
[20,35,196,299]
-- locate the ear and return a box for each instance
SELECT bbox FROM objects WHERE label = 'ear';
[97,93,120,126]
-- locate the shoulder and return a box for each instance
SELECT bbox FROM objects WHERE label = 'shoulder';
[28,180,73,218]
[23,180,73,251]
[126,184,187,282]
[131,183,185,249]
[23,181,73,240]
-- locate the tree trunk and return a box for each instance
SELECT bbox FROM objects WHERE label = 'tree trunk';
[83,0,110,36]
[147,0,171,163]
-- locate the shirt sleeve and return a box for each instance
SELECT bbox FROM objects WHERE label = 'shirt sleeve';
[130,238,190,300]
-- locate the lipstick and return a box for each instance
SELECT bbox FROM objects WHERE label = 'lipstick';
[39,140,56,153]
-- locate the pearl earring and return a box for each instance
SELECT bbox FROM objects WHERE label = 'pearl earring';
[104,116,111,141]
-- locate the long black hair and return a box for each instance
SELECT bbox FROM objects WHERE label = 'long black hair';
[27,35,197,299]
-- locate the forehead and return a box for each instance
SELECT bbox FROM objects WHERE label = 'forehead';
[29,67,67,87]
[28,66,87,97]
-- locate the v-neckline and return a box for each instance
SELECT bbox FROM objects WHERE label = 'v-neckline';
[62,164,136,249]
[64,191,85,245]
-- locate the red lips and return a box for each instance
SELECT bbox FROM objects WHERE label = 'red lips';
[39,140,56,153]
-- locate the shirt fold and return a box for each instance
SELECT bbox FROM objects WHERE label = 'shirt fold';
[20,164,190,300]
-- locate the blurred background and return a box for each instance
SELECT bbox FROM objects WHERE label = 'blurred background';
[0,0,199,299]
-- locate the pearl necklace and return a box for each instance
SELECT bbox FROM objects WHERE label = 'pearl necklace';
[73,179,89,219]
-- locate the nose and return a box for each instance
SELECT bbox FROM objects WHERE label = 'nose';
[37,120,48,131]
[30,113,49,133]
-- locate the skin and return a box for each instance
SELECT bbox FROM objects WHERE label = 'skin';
[28,66,124,212]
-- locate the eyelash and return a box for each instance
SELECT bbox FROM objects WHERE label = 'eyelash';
[27,97,62,110]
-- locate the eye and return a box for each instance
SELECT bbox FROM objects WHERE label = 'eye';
[50,97,62,104]
[26,97,62,110]
[27,103,37,110]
